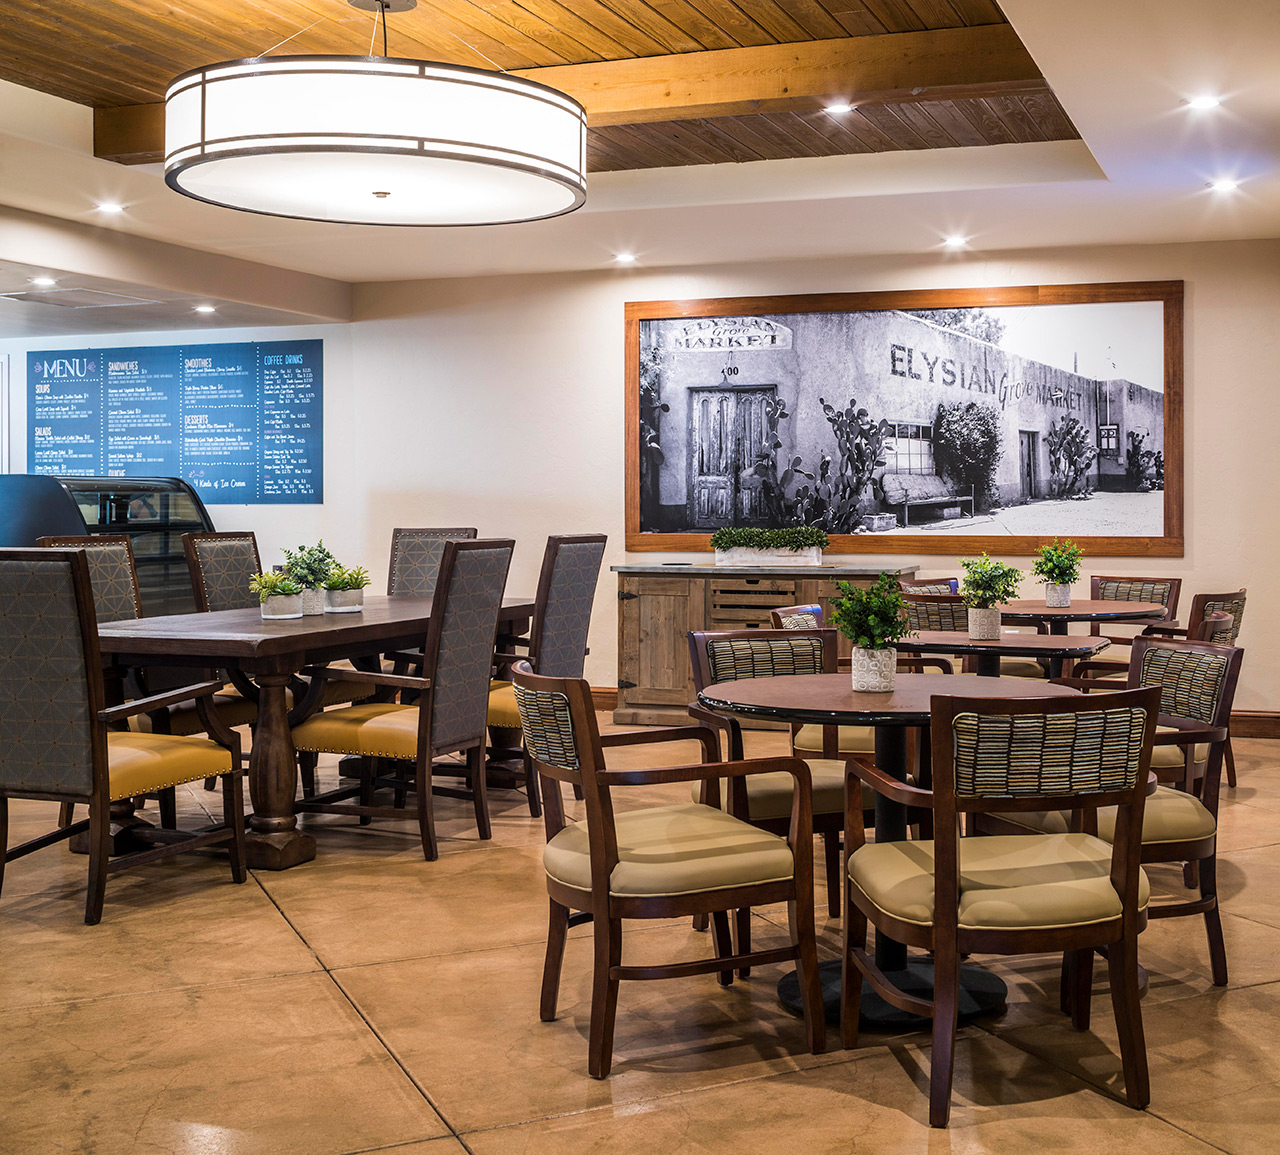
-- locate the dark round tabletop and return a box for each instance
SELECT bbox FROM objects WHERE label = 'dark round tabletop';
[1000,599,1166,623]
[697,671,1078,727]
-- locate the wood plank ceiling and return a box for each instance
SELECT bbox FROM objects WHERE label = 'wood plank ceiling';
[0,0,1078,171]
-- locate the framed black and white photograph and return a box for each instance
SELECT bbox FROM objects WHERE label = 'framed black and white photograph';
[625,282,1183,556]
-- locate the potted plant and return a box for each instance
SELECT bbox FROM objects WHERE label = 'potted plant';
[324,564,371,613]
[710,526,829,566]
[250,571,304,620]
[1032,538,1082,608]
[282,540,337,615]
[959,554,1022,641]
[829,572,915,692]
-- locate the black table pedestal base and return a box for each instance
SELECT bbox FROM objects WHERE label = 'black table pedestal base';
[777,958,1007,1028]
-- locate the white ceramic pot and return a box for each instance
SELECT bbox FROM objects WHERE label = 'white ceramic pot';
[325,588,365,613]
[261,594,303,620]
[968,607,1001,641]
[714,546,823,567]
[1043,583,1072,608]
[851,645,896,693]
[300,587,326,616]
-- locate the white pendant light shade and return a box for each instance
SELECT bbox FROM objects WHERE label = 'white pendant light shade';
[164,56,587,225]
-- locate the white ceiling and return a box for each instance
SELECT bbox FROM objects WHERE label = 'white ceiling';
[0,0,1275,291]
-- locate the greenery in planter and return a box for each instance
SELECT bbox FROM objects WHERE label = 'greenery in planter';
[282,541,337,589]
[959,555,1023,609]
[710,526,829,552]
[830,572,915,651]
[934,402,1002,511]
[1032,539,1083,586]
[1045,417,1098,498]
[324,564,371,592]
[249,571,303,604]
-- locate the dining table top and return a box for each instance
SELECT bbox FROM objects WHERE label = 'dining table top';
[904,629,1112,658]
[1000,599,1167,622]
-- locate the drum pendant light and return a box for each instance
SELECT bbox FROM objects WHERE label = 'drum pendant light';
[163,0,587,226]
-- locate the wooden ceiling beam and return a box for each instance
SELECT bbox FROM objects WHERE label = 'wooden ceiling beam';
[94,24,1044,165]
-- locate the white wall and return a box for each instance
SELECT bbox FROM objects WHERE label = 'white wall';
[4,237,1277,709]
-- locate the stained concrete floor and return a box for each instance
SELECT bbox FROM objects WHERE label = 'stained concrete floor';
[1,727,1278,1154]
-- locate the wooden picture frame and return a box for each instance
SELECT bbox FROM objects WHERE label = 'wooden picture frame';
[625,281,1183,557]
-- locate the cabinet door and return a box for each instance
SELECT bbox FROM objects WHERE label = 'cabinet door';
[616,575,705,724]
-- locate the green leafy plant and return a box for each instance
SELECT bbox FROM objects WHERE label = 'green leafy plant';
[324,564,371,592]
[934,402,1002,511]
[959,555,1022,609]
[1032,539,1083,585]
[249,571,303,604]
[830,572,915,651]
[710,526,829,552]
[282,541,336,589]
[1045,416,1097,498]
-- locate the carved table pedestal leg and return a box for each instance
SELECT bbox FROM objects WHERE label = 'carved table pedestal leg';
[245,670,316,870]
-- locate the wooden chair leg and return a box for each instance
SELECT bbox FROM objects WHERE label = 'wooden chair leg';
[1060,948,1093,1030]
[203,776,217,792]
[691,912,709,932]
[84,799,110,926]
[58,801,75,827]
[298,751,318,800]
[158,787,177,830]
[587,916,622,1079]
[416,758,438,861]
[541,899,571,1021]
[789,895,826,1056]
[223,772,248,884]
[1107,932,1151,1109]
[823,831,841,919]
[929,939,961,1129]
[524,752,543,819]
[710,910,735,987]
[0,798,8,899]
[1224,735,1236,788]
[733,906,752,978]
[359,758,376,825]
[469,744,492,841]
[393,762,409,811]
[1200,855,1228,986]
[840,886,867,1050]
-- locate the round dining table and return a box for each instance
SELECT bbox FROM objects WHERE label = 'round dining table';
[697,671,1079,1026]
[1001,599,1167,635]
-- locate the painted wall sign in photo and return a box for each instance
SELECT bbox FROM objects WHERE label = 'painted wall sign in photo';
[27,339,323,504]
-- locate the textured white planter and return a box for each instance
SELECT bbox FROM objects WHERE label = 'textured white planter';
[300,587,326,616]
[261,594,303,620]
[851,646,896,693]
[1043,583,1072,608]
[968,607,1002,641]
[325,588,365,613]
[714,546,822,567]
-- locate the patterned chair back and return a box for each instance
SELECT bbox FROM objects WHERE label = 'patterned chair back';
[903,592,969,632]
[1192,590,1246,646]
[512,677,585,783]
[1089,575,1181,633]
[387,527,478,597]
[900,578,960,596]
[38,535,141,623]
[532,535,607,679]
[688,629,835,691]
[183,532,262,612]
[422,539,514,753]
[0,549,103,799]
[1130,636,1241,728]
[769,604,824,630]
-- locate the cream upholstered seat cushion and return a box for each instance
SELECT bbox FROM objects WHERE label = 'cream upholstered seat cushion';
[107,732,235,802]
[545,803,795,897]
[998,786,1217,845]
[487,680,520,729]
[793,724,874,755]
[999,658,1049,679]
[689,758,874,820]
[1150,725,1210,768]
[849,833,1149,930]
[292,703,418,759]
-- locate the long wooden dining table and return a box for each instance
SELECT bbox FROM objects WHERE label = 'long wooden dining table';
[98,595,534,869]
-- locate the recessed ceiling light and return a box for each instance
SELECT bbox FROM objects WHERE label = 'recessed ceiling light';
[96,202,125,214]
[614,252,637,264]
[824,103,854,115]
[1208,178,1239,192]
[194,305,216,313]
[1186,95,1222,110]
[942,235,968,249]
[29,276,57,287]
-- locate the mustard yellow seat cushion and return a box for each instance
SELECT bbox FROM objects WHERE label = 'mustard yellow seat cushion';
[849,833,1149,930]
[793,724,875,755]
[487,680,520,729]
[689,758,874,820]
[292,703,418,760]
[545,803,795,897]
[998,786,1217,846]
[107,732,235,802]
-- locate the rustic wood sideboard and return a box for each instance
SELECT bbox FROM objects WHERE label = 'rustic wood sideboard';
[612,563,918,725]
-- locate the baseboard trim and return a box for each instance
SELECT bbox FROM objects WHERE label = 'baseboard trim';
[592,686,619,712]
[1231,711,1280,739]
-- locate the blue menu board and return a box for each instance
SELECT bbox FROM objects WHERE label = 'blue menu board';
[27,339,322,504]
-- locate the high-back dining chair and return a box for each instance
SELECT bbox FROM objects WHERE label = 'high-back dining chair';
[292,539,515,859]
[183,531,262,612]
[387,527,478,597]
[843,686,1160,1127]
[511,662,825,1078]
[486,534,607,816]
[0,548,247,924]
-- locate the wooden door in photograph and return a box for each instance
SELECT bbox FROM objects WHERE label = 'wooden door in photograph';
[1019,430,1039,501]
[688,385,775,527]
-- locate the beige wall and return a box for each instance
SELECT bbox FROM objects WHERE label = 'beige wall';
[4,237,1276,709]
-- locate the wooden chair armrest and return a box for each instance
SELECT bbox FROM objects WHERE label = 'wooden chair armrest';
[600,723,720,764]
[1142,624,1187,638]
[898,655,953,674]
[300,665,431,692]
[99,680,226,723]
[600,756,809,789]
[1152,718,1228,745]
[846,759,935,808]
